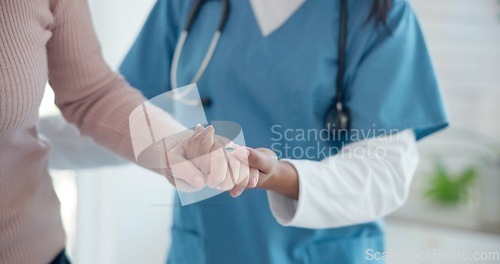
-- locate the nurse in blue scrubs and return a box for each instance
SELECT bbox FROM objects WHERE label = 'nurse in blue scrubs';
[120,0,448,263]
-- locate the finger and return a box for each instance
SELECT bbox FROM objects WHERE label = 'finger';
[172,177,203,192]
[216,166,234,191]
[216,154,240,191]
[169,145,205,190]
[230,175,249,198]
[228,153,241,183]
[238,147,276,174]
[181,127,200,152]
[199,126,215,154]
[207,147,228,188]
[193,124,204,136]
[170,160,205,190]
[195,127,215,175]
[183,127,215,176]
[235,145,249,163]
[230,162,250,197]
[197,151,212,176]
[194,125,213,143]
[189,126,213,154]
[238,160,250,184]
[255,147,277,156]
[247,168,259,189]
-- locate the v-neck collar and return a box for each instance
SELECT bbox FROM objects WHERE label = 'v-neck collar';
[248,0,306,37]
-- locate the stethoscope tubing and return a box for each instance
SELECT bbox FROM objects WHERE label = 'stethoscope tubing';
[168,0,349,133]
[170,0,229,105]
[170,31,221,104]
[336,0,347,113]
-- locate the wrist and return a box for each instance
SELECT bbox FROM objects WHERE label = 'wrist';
[260,160,299,200]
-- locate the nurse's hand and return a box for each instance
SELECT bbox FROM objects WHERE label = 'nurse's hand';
[215,147,261,197]
[236,147,299,200]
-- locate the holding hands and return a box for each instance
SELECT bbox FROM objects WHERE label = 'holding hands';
[165,124,298,199]
[165,124,257,196]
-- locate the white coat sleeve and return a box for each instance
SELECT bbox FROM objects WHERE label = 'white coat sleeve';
[267,129,418,228]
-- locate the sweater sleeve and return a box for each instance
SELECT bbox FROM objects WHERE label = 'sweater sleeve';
[46,0,185,161]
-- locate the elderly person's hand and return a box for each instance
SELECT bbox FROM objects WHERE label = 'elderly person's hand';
[137,123,280,196]
[180,126,300,198]
[183,125,260,197]
[145,124,256,194]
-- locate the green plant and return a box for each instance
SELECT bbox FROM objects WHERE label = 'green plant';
[425,162,478,206]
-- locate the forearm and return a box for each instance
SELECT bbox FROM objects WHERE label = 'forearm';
[47,0,185,162]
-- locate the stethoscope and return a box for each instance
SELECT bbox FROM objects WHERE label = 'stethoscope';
[169,0,230,106]
[170,0,350,135]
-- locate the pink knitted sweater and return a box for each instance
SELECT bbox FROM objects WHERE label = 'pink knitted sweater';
[0,0,181,263]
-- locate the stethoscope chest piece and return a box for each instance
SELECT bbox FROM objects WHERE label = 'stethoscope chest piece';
[325,102,350,137]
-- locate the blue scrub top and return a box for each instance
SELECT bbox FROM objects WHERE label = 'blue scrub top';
[120,0,448,263]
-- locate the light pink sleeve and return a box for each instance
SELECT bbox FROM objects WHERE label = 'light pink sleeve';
[46,0,184,161]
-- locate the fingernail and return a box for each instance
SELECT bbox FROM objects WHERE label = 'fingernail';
[207,181,216,188]
[237,148,250,159]
[194,124,203,134]
[251,178,258,188]
[193,176,204,187]
[231,190,242,198]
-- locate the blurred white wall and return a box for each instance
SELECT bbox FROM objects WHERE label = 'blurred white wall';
[412,0,500,141]
[386,1,500,263]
